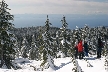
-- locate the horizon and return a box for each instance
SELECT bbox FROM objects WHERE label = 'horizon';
[12,14,108,29]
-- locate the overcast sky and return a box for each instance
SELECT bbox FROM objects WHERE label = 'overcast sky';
[2,0,108,14]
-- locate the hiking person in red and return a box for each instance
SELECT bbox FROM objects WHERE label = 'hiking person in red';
[78,39,84,59]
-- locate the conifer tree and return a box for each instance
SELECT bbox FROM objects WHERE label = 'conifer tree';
[0,0,18,69]
[29,34,38,60]
[40,15,55,70]
[104,38,108,71]
[70,26,80,56]
[37,27,44,61]
[72,55,83,72]
[20,37,28,58]
[14,37,20,58]
[59,16,71,57]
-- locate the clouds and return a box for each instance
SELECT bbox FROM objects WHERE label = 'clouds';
[3,0,108,14]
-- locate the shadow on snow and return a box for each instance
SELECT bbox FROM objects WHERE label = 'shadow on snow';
[55,61,72,70]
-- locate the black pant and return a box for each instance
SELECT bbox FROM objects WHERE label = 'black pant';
[97,51,101,58]
[79,52,84,59]
[97,48,102,58]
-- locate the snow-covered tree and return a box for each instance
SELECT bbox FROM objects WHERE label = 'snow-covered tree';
[104,37,108,71]
[20,37,28,58]
[71,54,83,72]
[40,15,55,70]
[37,27,44,61]
[55,30,62,58]
[59,16,71,57]
[14,37,20,58]
[29,34,39,60]
[0,0,18,69]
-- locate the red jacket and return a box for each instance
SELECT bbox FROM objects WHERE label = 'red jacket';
[78,40,83,52]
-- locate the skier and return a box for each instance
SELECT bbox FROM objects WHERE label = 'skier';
[78,39,84,59]
[97,38,103,58]
[74,41,78,59]
[83,41,89,57]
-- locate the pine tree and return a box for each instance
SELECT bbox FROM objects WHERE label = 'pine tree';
[0,0,18,69]
[20,37,28,58]
[71,55,83,72]
[29,34,38,60]
[40,15,55,70]
[37,27,44,61]
[14,37,20,58]
[104,37,108,71]
[70,26,80,57]
[59,16,71,57]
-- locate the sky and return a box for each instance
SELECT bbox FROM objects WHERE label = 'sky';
[1,0,108,14]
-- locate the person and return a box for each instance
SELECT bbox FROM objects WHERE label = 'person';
[97,38,103,58]
[74,41,78,59]
[78,39,84,59]
[83,41,89,57]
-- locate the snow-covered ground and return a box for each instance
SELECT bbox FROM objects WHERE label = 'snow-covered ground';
[0,55,107,72]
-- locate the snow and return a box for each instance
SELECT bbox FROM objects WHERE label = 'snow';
[0,55,107,72]
[14,58,30,64]
[57,51,65,58]
[61,40,64,45]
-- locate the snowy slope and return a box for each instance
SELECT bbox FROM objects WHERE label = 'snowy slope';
[0,55,107,72]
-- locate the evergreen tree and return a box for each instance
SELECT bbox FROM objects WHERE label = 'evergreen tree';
[70,26,81,58]
[72,55,83,72]
[29,34,38,60]
[14,37,20,59]
[20,37,28,58]
[59,16,71,57]
[40,15,55,70]
[104,35,108,70]
[37,27,44,61]
[0,0,18,69]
